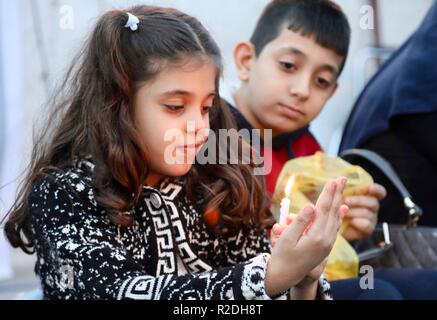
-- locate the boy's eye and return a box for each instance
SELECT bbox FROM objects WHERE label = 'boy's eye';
[164,104,184,112]
[279,61,297,71]
[316,77,331,89]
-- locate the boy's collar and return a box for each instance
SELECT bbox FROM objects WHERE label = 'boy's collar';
[271,128,310,149]
[227,100,254,130]
[224,99,310,151]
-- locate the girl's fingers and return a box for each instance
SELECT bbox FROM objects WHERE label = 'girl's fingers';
[271,223,286,236]
[339,204,349,220]
[315,179,336,216]
[271,237,277,247]
[306,180,335,235]
[330,177,347,217]
[283,204,316,245]
[286,214,295,225]
[324,177,347,240]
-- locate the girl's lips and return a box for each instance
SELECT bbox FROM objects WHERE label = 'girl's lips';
[184,143,202,149]
[182,138,207,149]
[278,103,304,120]
[181,141,205,158]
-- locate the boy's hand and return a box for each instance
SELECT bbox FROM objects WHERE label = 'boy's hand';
[342,183,386,241]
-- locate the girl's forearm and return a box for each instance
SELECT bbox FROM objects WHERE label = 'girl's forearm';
[290,280,318,300]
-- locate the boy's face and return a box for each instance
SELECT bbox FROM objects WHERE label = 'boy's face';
[235,28,344,136]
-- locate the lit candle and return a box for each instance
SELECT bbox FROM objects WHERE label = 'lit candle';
[279,176,295,225]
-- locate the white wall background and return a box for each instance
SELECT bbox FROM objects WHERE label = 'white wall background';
[18,0,435,158]
[0,0,434,281]
[0,0,22,280]
[17,0,434,156]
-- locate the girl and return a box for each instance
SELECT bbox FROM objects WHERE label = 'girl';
[3,5,347,300]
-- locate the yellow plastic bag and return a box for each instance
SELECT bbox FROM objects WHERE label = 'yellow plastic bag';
[270,152,374,281]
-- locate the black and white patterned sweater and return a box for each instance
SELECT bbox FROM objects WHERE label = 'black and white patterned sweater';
[28,158,331,300]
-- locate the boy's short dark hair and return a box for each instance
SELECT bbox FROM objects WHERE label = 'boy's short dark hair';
[250,0,351,75]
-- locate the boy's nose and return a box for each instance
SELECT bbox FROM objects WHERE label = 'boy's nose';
[289,75,311,100]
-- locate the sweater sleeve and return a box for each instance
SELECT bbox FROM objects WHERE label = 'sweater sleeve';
[221,226,332,300]
[29,175,280,300]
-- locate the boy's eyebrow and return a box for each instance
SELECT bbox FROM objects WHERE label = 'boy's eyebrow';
[278,46,339,75]
[318,64,339,75]
[279,46,307,59]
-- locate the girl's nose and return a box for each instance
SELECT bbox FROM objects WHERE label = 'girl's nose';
[185,110,208,134]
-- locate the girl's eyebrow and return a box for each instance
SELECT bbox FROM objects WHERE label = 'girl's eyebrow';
[161,89,191,97]
[160,89,216,98]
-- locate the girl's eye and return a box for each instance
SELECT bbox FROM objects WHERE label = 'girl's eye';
[316,77,331,89]
[164,105,184,112]
[202,106,212,114]
[279,61,297,71]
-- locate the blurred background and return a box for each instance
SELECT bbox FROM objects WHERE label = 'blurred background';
[0,0,434,299]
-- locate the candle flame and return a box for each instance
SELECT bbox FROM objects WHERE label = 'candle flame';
[284,176,295,196]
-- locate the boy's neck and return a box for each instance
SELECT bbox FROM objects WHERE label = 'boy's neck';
[233,85,267,138]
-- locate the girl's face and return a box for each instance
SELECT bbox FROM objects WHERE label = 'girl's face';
[133,58,216,186]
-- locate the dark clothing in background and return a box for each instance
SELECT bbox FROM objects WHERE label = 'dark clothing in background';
[340,2,437,225]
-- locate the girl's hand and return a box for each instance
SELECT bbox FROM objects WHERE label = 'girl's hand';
[290,258,329,300]
[271,225,328,285]
[343,183,386,241]
[264,177,349,297]
[295,258,328,287]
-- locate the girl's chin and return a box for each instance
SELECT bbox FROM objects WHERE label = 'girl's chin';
[165,163,194,177]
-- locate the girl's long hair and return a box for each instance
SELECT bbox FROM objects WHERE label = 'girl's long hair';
[3,5,274,254]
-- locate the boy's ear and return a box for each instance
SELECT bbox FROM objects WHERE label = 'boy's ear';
[233,41,256,82]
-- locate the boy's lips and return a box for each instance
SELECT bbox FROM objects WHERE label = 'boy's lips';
[278,103,305,119]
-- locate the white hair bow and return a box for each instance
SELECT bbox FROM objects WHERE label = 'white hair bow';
[124,12,139,31]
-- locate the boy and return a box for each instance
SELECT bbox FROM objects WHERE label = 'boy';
[224,0,437,301]
[224,0,386,242]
